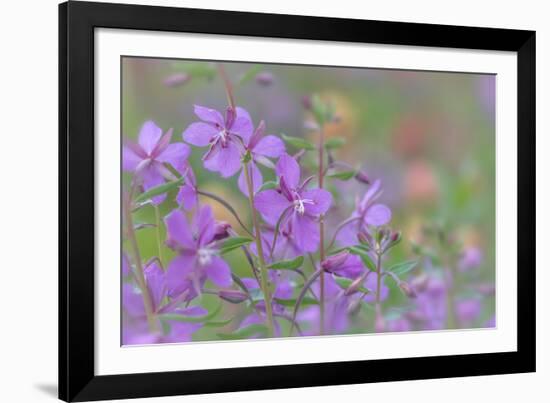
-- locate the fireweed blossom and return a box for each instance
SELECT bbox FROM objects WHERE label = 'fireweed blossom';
[254,153,332,253]
[337,179,392,247]
[164,206,232,299]
[237,120,285,195]
[182,105,253,178]
[123,120,191,204]
[122,260,207,344]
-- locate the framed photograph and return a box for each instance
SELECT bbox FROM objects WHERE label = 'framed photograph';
[59,1,535,401]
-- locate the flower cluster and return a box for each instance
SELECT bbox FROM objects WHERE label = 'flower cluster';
[121,69,493,344]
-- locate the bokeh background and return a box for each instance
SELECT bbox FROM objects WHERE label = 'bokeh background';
[122,57,496,340]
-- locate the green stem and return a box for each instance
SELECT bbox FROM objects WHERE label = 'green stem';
[154,204,163,267]
[123,193,158,333]
[243,162,275,337]
[318,125,326,335]
[375,251,383,332]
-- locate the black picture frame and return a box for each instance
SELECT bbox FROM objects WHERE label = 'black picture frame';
[59,1,536,401]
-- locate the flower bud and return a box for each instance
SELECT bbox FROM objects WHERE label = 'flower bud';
[391,231,401,243]
[357,230,373,246]
[163,73,190,88]
[255,72,274,86]
[354,170,371,185]
[399,281,417,299]
[218,289,248,304]
[213,221,232,241]
[321,250,350,273]
[344,275,365,296]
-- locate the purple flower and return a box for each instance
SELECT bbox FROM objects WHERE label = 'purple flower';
[254,153,332,253]
[122,260,207,345]
[407,275,447,330]
[337,179,392,247]
[164,206,232,299]
[237,120,285,195]
[182,105,253,178]
[123,120,191,205]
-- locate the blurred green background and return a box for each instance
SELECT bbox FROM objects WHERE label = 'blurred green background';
[122,57,496,339]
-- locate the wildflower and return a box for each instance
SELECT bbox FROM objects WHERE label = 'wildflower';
[237,120,285,195]
[254,153,332,253]
[182,105,253,177]
[164,206,232,299]
[337,179,392,247]
[123,120,190,204]
[458,246,483,272]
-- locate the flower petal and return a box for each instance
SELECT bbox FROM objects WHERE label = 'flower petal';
[254,189,291,225]
[182,122,218,147]
[122,145,144,172]
[230,107,254,142]
[291,213,319,253]
[359,179,382,211]
[166,254,197,298]
[176,184,197,211]
[238,162,263,195]
[138,121,163,155]
[156,142,191,169]
[301,188,332,215]
[253,135,285,158]
[164,209,196,250]
[141,165,166,205]
[203,141,242,178]
[193,105,225,126]
[364,203,392,226]
[204,256,232,287]
[194,205,216,247]
[144,260,166,312]
[276,153,300,189]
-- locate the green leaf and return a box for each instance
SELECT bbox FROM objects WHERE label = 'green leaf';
[388,260,418,277]
[134,177,184,203]
[268,256,304,270]
[258,180,278,192]
[159,303,221,324]
[281,133,315,151]
[220,236,253,254]
[332,275,371,294]
[217,324,268,340]
[348,245,377,271]
[324,137,346,150]
[238,64,263,85]
[327,170,356,181]
[203,317,235,328]
[274,296,318,307]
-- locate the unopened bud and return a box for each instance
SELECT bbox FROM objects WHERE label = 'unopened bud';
[163,73,190,88]
[354,170,371,185]
[255,72,274,86]
[321,250,350,273]
[357,230,373,246]
[399,281,417,299]
[218,289,248,304]
[213,222,231,241]
[391,231,401,243]
[344,276,364,296]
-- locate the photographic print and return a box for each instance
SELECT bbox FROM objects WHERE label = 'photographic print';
[121,57,496,345]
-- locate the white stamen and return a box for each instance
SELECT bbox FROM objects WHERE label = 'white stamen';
[197,248,215,266]
[293,198,314,215]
